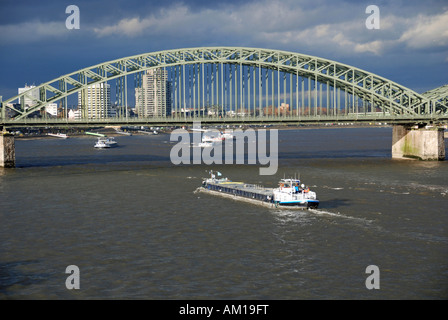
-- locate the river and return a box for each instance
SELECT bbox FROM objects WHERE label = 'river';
[0,126,447,299]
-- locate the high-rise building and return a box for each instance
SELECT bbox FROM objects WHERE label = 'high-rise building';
[135,69,171,117]
[68,108,82,120]
[77,83,111,119]
[45,103,58,117]
[18,84,39,108]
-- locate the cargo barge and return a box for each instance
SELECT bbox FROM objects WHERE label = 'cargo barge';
[199,172,319,209]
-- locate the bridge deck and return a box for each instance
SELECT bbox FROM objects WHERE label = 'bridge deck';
[1,114,447,128]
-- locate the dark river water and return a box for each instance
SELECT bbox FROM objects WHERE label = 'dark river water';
[0,127,447,299]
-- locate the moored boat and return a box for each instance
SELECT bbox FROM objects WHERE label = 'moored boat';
[47,133,69,139]
[115,130,132,136]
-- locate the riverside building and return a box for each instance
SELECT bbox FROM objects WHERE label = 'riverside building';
[77,83,111,119]
[135,68,171,117]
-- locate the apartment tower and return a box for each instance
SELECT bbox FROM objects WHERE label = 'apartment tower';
[135,69,171,117]
[77,83,111,119]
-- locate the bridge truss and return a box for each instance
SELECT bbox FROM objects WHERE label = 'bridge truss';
[1,47,447,126]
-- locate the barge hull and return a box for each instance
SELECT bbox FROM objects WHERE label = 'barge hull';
[198,188,278,208]
[199,187,317,210]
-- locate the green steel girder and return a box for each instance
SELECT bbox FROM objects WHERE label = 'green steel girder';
[422,84,448,99]
[422,85,448,114]
[1,47,447,121]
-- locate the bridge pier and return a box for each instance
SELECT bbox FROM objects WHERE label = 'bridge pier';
[0,132,15,168]
[392,125,445,161]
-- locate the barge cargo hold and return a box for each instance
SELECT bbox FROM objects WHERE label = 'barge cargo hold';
[199,172,319,209]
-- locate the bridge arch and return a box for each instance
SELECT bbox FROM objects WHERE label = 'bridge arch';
[1,47,447,121]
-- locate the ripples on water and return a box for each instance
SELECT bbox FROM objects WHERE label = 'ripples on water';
[0,127,447,299]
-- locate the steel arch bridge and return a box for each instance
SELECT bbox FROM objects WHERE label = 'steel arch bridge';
[1,46,447,126]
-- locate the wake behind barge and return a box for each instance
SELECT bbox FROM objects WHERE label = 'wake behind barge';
[199,172,319,209]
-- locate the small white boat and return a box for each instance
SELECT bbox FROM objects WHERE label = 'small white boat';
[197,141,213,147]
[94,137,118,148]
[202,135,223,143]
[220,132,234,140]
[192,128,225,143]
[105,137,118,147]
[47,133,69,139]
[94,138,110,148]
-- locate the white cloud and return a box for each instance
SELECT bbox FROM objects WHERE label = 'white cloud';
[93,5,192,37]
[0,21,68,43]
[95,17,152,37]
[92,2,447,58]
[92,1,308,40]
[398,11,448,48]
[354,40,385,55]
[255,20,387,56]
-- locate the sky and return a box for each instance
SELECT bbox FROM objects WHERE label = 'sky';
[0,0,447,102]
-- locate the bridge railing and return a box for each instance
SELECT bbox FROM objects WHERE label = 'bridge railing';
[1,113,445,127]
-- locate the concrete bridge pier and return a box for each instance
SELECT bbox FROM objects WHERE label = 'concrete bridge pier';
[392,125,445,161]
[0,132,15,168]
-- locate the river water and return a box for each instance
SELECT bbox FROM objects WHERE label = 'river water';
[0,127,447,299]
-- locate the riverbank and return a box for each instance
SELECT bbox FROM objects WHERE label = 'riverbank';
[9,123,394,140]
[10,122,447,140]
